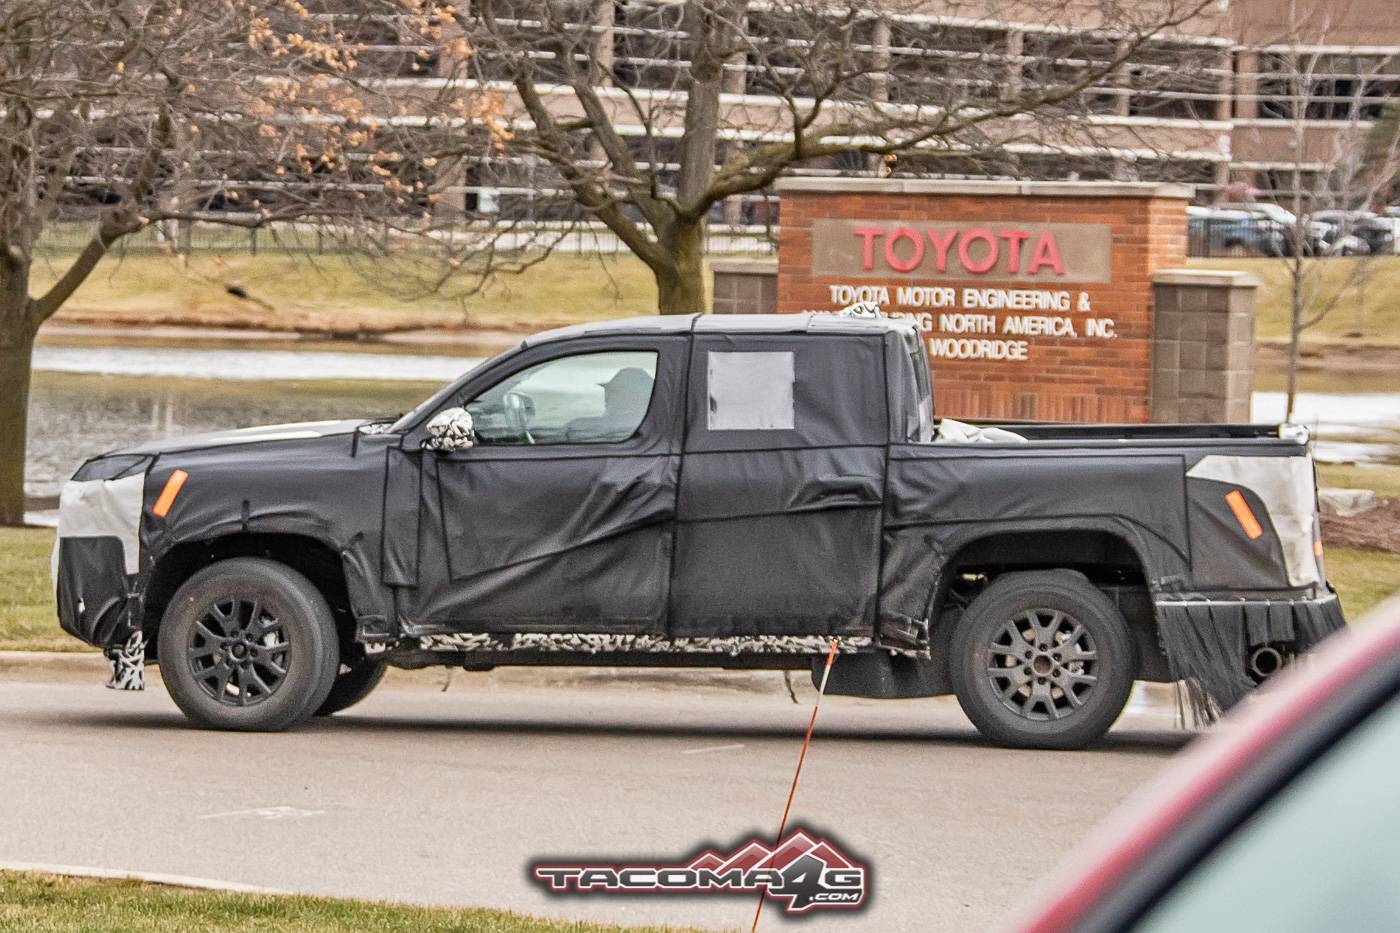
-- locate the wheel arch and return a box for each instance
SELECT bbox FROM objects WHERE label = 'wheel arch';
[923,525,1169,682]
[142,533,354,659]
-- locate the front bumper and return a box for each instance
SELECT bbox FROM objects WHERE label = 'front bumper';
[53,469,146,649]
[55,536,137,648]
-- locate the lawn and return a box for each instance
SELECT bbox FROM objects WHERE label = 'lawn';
[25,245,1400,348]
[32,250,662,337]
[0,871,701,932]
[5,527,1397,651]
[1317,462,1400,500]
[1326,548,1400,620]
[0,527,66,651]
[1188,256,1400,348]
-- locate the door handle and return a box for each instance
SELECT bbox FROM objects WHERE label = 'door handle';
[808,474,880,504]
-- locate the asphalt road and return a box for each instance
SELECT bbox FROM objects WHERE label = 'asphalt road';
[0,667,1194,931]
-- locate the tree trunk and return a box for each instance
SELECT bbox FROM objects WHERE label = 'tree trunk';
[1285,256,1303,422]
[0,325,36,526]
[654,219,708,315]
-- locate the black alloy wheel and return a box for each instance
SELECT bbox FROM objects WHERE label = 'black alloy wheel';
[950,570,1136,750]
[187,597,291,707]
[159,558,339,731]
[985,608,1100,722]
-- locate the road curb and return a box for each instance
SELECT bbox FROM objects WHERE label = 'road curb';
[0,650,106,680]
[0,649,1185,705]
[0,860,289,895]
[0,649,798,696]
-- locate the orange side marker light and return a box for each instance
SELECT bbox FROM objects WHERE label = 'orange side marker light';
[1224,489,1263,540]
[152,469,188,518]
[1314,539,1324,557]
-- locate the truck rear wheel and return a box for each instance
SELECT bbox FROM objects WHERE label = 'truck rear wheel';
[157,558,340,732]
[949,570,1136,750]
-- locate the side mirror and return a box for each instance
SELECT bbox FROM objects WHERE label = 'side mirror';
[425,407,475,452]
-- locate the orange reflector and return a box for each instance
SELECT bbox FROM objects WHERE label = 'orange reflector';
[1314,539,1324,557]
[1224,489,1264,540]
[152,469,188,518]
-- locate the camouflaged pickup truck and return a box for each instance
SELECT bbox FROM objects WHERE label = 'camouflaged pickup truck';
[54,313,1344,747]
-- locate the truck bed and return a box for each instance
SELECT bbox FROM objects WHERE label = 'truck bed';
[975,421,1300,445]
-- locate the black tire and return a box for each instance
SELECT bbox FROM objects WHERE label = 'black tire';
[315,658,388,716]
[157,558,340,732]
[949,570,1136,750]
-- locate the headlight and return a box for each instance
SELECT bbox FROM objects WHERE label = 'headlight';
[72,455,153,483]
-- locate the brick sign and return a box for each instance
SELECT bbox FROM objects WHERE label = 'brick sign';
[774,179,1191,423]
[811,220,1113,282]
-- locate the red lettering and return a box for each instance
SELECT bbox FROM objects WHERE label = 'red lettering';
[998,229,1031,273]
[852,227,883,271]
[884,227,924,273]
[925,228,956,272]
[1028,231,1066,275]
[958,227,998,274]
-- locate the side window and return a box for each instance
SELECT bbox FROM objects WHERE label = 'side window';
[707,351,795,431]
[465,351,658,445]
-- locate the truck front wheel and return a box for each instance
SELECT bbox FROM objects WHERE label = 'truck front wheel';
[157,558,340,731]
[949,570,1136,749]
[314,657,388,716]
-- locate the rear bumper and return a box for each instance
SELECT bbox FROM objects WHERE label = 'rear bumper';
[1153,589,1346,716]
[1155,589,1345,645]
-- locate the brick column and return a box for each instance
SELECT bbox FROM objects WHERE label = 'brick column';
[1151,269,1259,423]
[712,259,778,314]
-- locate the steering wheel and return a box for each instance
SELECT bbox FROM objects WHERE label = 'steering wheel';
[502,391,535,444]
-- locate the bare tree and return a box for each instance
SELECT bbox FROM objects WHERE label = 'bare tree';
[1229,10,1400,418]
[0,0,494,525]
[447,0,1221,315]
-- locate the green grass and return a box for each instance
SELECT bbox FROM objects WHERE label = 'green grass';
[1317,463,1400,500]
[0,528,68,651]
[1328,548,1400,619]
[5,527,1397,651]
[1188,256,1400,347]
[25,247,1400,346]
[31,251,661,336]
[0,871,702,932]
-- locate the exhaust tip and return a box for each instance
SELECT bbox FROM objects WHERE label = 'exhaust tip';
[1249,645,1285,679]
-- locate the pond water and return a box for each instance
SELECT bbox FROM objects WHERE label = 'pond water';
[23,340,1400,502]
[26,339,483,501]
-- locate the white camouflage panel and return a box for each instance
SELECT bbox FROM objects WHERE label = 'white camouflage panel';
[105,631,146,691]
[418,633,872,655]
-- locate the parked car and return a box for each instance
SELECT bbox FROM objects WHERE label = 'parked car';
[1311,210,1396,256]
[53,313,1344,746]
[1232,202,1333,256]
[1188,207,1286,256]
[1018,594,1400,932]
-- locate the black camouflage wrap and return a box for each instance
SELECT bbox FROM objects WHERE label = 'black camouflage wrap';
[54,314,1345,715]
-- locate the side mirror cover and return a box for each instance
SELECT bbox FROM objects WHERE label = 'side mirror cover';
[425,407,476,452]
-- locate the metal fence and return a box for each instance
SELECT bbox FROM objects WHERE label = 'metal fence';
[35,219,779,258]
[1187,224,1288,259]
[49,216,1369,261]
